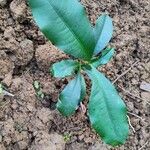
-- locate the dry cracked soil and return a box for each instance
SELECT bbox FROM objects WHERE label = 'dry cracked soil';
[0,0,150,150]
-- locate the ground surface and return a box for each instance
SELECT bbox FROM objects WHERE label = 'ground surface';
[0,0,150,149]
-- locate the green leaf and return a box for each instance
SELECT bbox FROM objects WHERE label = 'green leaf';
[51,60,79,78]
[33,81,40,90]
[57,73,86,117]
[0,84,3,94]
[85,66,129,146]
[29,0,95,60]
[92,47,115,68]
[94,14,113,55]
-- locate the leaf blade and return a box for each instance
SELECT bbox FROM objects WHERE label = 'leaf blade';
[85,66,129,146]
[92,47,115,68]
[29,0,95,60]
[57,73,86,116]
[94,14,113,55]
[51,60,79,78]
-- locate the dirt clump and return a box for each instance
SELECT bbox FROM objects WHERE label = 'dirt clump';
[0,0,7,7]
[1,25,34,67]
[1,38,34,66]
[35,42,68,72]
[10,0,27,22]
[0,51,14,79]
[0,75,66,149]
[16,39,34,66]
[29,131,65,150]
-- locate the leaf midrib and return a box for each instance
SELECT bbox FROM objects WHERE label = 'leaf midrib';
[91,71,119,139]
[47,0,90,59]
[70,76,80,104]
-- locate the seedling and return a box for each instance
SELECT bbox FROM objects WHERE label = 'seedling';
[63,132,71,142]
[33,81,44,99]
[29,0,129,146]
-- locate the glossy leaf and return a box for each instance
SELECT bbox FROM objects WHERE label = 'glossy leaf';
[85,66,129,146]
[28,0,95,60]
[57,73,86,116]
[92,47,115,68]
[51,60,79,78]
[94,14,113,55]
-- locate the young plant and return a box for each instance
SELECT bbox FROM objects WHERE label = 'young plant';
[33,81,45,99]
[29,0,129,146]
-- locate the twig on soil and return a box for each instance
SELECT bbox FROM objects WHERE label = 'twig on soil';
[139,141,149,150]
[127,112,143,121]
[113,61,139,84]
[127,115,135,133]
[3,90,14,97]
[117,85,150,105]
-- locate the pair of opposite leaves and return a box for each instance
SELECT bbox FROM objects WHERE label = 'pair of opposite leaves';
[29,0,129,146]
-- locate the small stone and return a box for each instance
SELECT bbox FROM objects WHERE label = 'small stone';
[140,81,150,92]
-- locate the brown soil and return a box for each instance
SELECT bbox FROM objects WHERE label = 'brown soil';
[0,0,150,149]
